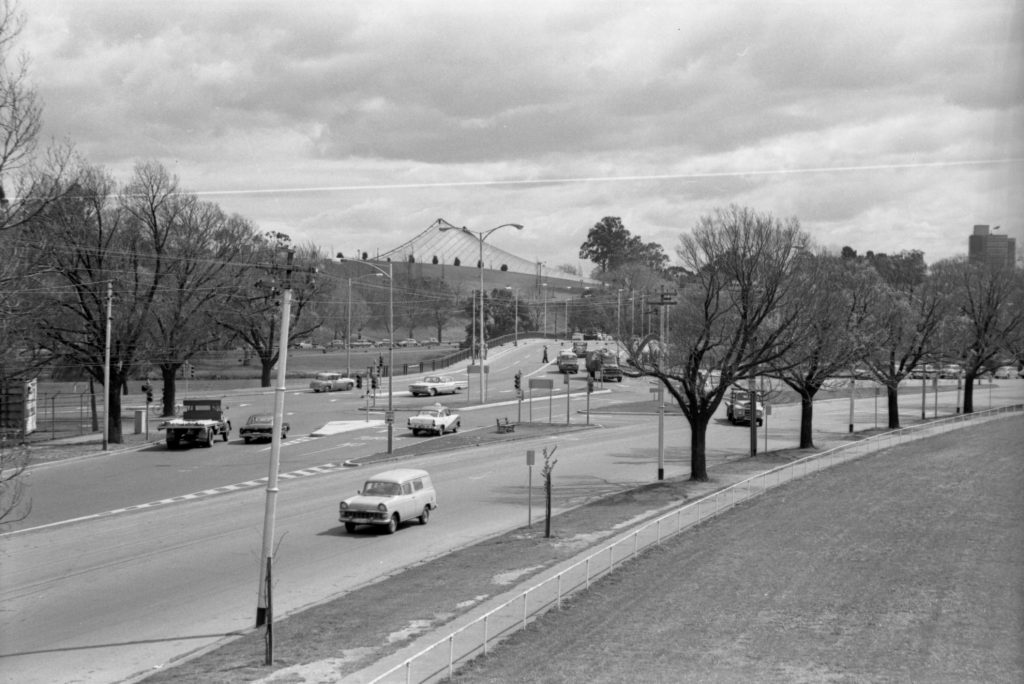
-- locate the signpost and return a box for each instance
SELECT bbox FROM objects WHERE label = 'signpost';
[528,378,554,423]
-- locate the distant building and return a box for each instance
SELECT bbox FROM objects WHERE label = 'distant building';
[968,224,1016,269]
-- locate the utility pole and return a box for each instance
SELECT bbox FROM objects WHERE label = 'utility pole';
[256,248,295,628]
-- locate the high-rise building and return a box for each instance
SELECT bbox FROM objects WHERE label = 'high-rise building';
[968,225,1016,269]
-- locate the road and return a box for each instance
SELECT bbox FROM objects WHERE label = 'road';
[1,339,1020,684]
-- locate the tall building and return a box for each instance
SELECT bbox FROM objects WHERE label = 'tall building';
[968,224,1016,269]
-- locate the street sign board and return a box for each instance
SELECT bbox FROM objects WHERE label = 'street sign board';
[529,378,554,390]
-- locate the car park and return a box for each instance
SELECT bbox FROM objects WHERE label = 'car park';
[408,374,463,397]
[407,403,460,436]
[309,372,356,392]
[338,468,437,534]
[239,413,289,443]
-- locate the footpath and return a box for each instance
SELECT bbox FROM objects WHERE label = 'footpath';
[139,383,1024,684]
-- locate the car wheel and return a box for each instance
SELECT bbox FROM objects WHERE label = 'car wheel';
[430,388,438,396]
[419,506,430,525]
[344,522,357,533]
[411,428,420,436]
[203,429,214,447]
[243,437,251,444]
[452,421,459,433]
[386,514,399,534]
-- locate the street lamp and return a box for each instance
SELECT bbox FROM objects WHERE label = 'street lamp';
[338,253,394,453]
[433,218,523,402]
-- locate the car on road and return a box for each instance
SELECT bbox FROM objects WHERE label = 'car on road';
[239,413,289,443]
[310,372,356,392]
[408,374,463,397]
[338,468,437,534]
[407,403,460,436]
[397,338,420,347]
[724,388,764,426]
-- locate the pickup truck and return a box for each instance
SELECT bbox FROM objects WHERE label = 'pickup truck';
[159,398,231,448]
[724,389,764,426]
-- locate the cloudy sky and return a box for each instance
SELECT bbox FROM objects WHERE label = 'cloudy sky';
[19,0,1024,272]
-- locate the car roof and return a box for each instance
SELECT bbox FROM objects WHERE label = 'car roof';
[366,468,431,483]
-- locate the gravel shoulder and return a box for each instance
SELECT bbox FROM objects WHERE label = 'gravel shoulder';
[142,417,1023,683]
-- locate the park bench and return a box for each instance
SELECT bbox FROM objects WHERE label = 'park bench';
[496,417,516,434]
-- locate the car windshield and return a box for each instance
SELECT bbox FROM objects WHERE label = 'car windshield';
[249,415,272,424]
[422,377,440,383]
[417,409,441,417]
[363,481,402,496]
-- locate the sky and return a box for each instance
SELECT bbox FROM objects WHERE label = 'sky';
[17,0,1024,274]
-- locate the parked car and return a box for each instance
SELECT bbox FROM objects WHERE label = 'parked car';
[408,375,463,397]
[376,339,393,348]
[420,337,439,346]
[992,365,1018,379]
[338,468,437,534]
[239,413,289,443]
[310,372,356,392]
[397,338,420,347]
[349,339,374,348]
[940,363,963,379]
[407,403,460,436]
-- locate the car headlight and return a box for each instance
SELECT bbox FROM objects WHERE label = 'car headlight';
[339,502,348,510]
[377,503,388,512]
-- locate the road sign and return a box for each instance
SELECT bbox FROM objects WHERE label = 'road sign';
[529,378,554,390]
[384,411,394,424]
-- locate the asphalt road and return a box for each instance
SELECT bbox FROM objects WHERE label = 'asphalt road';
[2,339,1019,684]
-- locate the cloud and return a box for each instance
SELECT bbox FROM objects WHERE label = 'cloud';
[20,0,1024,269]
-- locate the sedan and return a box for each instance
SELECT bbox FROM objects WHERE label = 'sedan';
[239,414,289,444]
[407,404,460,436]
[310,372,356,392]
[993,365,1019,379]
[408,375,464,397]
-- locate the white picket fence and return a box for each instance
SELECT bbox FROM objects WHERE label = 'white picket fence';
[367,404,1023,684]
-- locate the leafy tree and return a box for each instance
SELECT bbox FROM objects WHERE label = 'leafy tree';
[629,205,807,481]
[580,216,668,274]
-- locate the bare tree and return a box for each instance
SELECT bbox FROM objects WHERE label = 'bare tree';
[768,252,881,447]
[628,205,807,481]
[931,258,1024,412]
[218,236,331,387]
[147,201,261,414]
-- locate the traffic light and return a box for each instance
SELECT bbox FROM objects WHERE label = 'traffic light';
[356,374,363,389]
[142,383,153,403]
[514,370,522,391]
[371,374,378,390]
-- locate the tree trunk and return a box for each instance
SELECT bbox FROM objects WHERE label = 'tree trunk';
[886,384,901,429]
[963,373,975,414]
[160,365,178,417]
[106,374,124,443]
[689,414,709,481]
[260,358,274,387]
[799,390,815,449]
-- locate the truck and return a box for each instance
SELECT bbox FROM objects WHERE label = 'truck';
[572,340,588,356]
[724,388,764,426]
[585,349,623,382]
[158,398,232,448]
[556,350,579,374]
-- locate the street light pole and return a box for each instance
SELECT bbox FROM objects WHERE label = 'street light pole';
[337,253,394,453]
[434,218,523,402]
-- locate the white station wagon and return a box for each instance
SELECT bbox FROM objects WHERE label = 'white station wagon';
[310,372,355,392]
[338,469,437,534]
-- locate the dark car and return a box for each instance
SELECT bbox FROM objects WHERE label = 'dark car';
[239,413,289,444]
